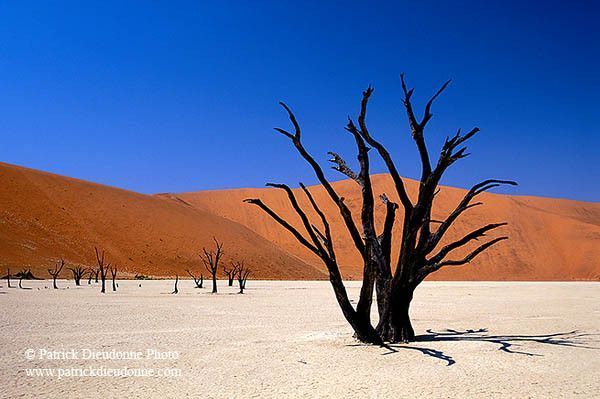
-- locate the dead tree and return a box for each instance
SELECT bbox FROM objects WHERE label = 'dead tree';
[110,265,118,292]
[68,266,86,286]
[201,238,224,293]
[94,247,110,294]
[185,269,204,288]
[94,268,99,283]
[236,262,251,294]
[223,262,239,286]
[48,259,65,289]
[7,268,13,288]
[87,269,94,285]
[171,275,179,294]
[244,76,516,343]
[17,269,25,289]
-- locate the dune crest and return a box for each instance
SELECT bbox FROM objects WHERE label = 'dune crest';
[0,162,323,279]
[1,162,598,280]
[175,174,600,281]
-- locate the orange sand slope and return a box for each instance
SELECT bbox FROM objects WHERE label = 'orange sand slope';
[1,161,598,280]
[175,174,600,281]
[0,162,323,279]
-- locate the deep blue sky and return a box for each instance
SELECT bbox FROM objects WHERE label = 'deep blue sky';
[1,1,598,201]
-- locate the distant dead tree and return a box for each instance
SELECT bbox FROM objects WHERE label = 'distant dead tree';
[171,275,179,294]
[185,269,203,288]
[94,268,99,283]
[87,269,94,285]
[244,76,515,343]
[48,259,65,289]
[236,262,251,294]
[6,268,13,288]
[201,238,224,293]
[94,247,110,294]
[110,265,118,292]
[18,269,30,289]
[68,266,86,286]
[223,262,239,287]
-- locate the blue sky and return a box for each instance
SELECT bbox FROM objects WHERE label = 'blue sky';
[1,1,598,201]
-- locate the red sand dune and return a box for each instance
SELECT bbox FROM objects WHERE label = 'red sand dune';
[0,162,323,279]
[175,174,600,281]
[1,161,598,280]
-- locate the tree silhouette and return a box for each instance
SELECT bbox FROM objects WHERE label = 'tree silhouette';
[185,269,203,288]
[48,259,65,289]
[201,238,224,293]
[171,275,179,294]
[68,266,87,286]
[94,247,110,294]
[110,265,118,292]
[236,262,251,294]
[223,262,239,287]
[245,75,515,343]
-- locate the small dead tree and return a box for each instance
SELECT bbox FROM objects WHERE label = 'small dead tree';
[171,275,179,294]
[94,268,99,283]
[245,76,515,343]
[236,262,251,294]
[94,247,110,294]
[7,268,13,288]
[68,266,86,286]
[87,269,94,285]
[48,259,65,289]
[201,238,224,293]
[110,265,118,292]
[223,262,239,286]
[18,269,26,289]
[185,269,203,288]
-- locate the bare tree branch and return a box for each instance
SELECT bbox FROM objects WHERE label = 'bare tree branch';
[274,102,365,255]
[425,180,517,253]
[243,198,321,257]
[265,183,326,257]
[356,86,413,211]
[417,237,508,281]
[427,222,508,264]
[299,182,336,260]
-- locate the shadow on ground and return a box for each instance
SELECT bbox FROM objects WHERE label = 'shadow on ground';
[349,329,599,366]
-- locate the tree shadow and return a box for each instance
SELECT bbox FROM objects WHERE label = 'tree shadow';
[348,329,598,366]
[417,328,598,356]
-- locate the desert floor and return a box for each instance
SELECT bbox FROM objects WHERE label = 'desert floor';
[1,280,598,398]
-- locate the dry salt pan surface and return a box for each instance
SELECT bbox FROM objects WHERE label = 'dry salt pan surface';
[1,280,598,398]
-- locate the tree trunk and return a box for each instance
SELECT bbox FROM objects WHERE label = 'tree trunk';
[112,277,117,292]
[211,274,217,293]
[377,287,415,343]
